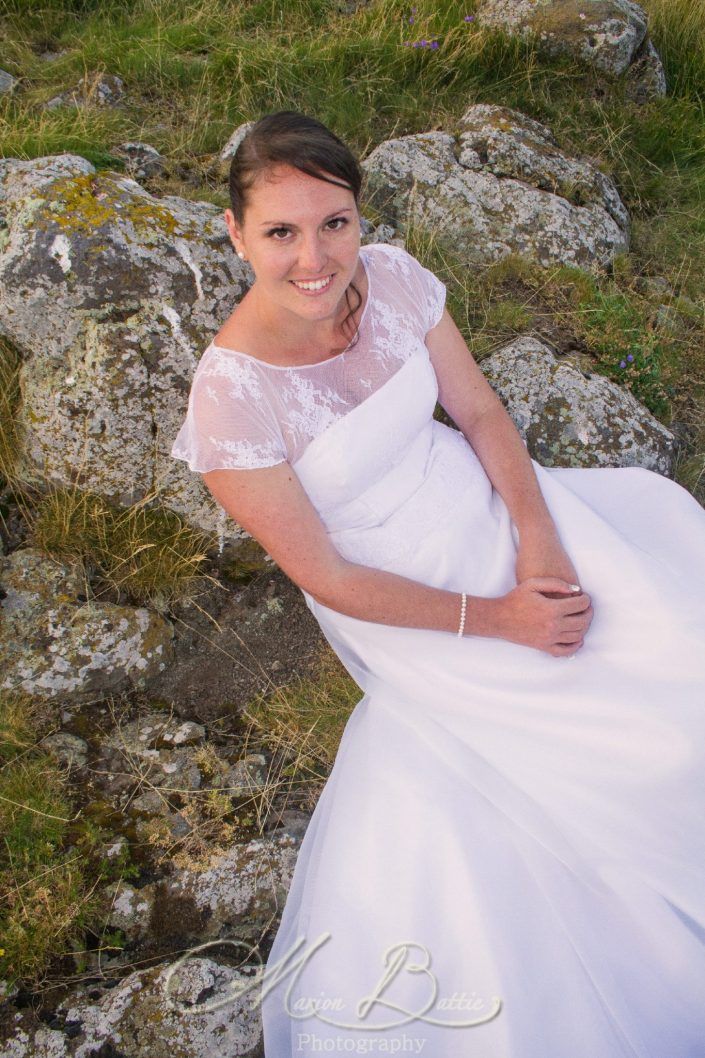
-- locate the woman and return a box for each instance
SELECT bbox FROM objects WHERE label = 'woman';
[171,111,705,1057]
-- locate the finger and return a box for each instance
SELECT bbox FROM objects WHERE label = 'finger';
[549,641,583,656]
[555,631,584,644]
[557,593,591,614]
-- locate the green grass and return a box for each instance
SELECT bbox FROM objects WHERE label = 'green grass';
[28,484,214,609]
[0,691,137,989]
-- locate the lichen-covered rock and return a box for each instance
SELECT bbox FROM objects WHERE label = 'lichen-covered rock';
[42,731,89,769]
[220,120,256,163]
[1,957,264,1057]
[0,154,249,538]
[153,831,302,942]
[479,335,676,470]
[0,69,18,95]
[95,710,207,800]
[362,105,629,270]
[105,830,301,947]
[110,141,165,180]
[0,548,173,701]
[44,72,126,110]
[476,0,666,99]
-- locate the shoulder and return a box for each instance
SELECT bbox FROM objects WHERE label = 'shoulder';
[362,240,415,273]
[362,241,437,288]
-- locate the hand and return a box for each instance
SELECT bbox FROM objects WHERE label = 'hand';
[494,577,594,657]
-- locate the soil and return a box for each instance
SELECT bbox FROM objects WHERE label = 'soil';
[152,563,331,725]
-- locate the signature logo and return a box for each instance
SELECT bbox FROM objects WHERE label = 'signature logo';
[162,932,502,1032]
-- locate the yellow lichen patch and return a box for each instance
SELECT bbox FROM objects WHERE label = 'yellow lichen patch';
[42,172,193,243]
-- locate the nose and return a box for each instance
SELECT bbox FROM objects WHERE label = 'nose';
[297,232,328,276]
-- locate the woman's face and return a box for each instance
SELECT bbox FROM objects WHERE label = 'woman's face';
[224,164,361,327]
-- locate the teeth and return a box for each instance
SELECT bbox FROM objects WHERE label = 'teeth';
[293,275,332,291]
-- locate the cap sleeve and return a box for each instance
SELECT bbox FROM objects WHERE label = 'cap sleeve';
[171,349,287,472]
[411,252,447,333]
[373,243,447,334]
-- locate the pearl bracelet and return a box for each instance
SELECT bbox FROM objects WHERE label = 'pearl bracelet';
[457,592,467,637]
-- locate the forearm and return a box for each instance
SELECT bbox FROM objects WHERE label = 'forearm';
[464,403,557,536]
[312,561,502,638]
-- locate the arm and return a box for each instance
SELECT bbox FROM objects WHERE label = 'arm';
[202,462,499,638]
[424,307,556,537]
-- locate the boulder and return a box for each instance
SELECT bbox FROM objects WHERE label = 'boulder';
[476,0,666,99]
[0,154,250,538]
[1,956,264,1058]
[0,548,173,701]
[44,72,126,110]
[362,104,629,270]
[479,335,676,470]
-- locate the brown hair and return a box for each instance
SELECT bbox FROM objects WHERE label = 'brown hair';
[228,111,364,348]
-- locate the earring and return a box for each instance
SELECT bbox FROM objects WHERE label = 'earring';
[237,251,246,260]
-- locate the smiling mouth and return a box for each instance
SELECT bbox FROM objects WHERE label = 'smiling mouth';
[290,274,334,291]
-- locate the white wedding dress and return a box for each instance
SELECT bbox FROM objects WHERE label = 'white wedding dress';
[171,242,705,1057]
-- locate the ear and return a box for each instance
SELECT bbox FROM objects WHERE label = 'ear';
[224,209,244,255]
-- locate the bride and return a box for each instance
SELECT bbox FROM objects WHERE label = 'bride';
[171,110,705,1057]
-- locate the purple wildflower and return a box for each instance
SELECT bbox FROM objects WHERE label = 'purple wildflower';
[619,360,626,369]
[431,40,439,48]
[627,353,634,362]
[408,15,414,23]
[420,38,426,45]
[464,14,475,21]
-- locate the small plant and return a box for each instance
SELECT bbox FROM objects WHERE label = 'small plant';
[28,484,214,609]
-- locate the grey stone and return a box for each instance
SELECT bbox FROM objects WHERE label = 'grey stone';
[0,548,173,702]
[362,104,629,270]
[476,0,666,99]
[479,335,676,470]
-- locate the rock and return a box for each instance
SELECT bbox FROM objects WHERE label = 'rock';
[479,335,676,470]
[104,830,301,949]
[0,548,173,702]
[362,104,629,270]
[0,153,250,538]
[42,731,89,769]
[220,753,269,797]
[0,69,18,95]
[105,879,153,941]
[2,957,264,1057]
[110,141,165,180]
[153,831,302,943]
[476,0,666,100]
[220,120,256,163]
[362,221,404,246]
[44,72,125,110]
[624,36,667,103]
[97,711,206,802]
[269,807,312,841]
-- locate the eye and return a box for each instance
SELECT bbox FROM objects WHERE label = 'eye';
[266,217,349,239]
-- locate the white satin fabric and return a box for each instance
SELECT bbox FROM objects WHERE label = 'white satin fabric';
[259,345,705,1057]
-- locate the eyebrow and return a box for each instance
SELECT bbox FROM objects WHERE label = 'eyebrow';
[259,208,353,227]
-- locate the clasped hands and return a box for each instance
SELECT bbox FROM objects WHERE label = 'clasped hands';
[499,524,594,658]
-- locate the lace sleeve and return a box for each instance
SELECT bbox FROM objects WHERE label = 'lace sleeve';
[410,253,446,333]
[377,244,447,334]
[171,349,287,472]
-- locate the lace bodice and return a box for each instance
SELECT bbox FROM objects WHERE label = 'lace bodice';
[170,242,447,472]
